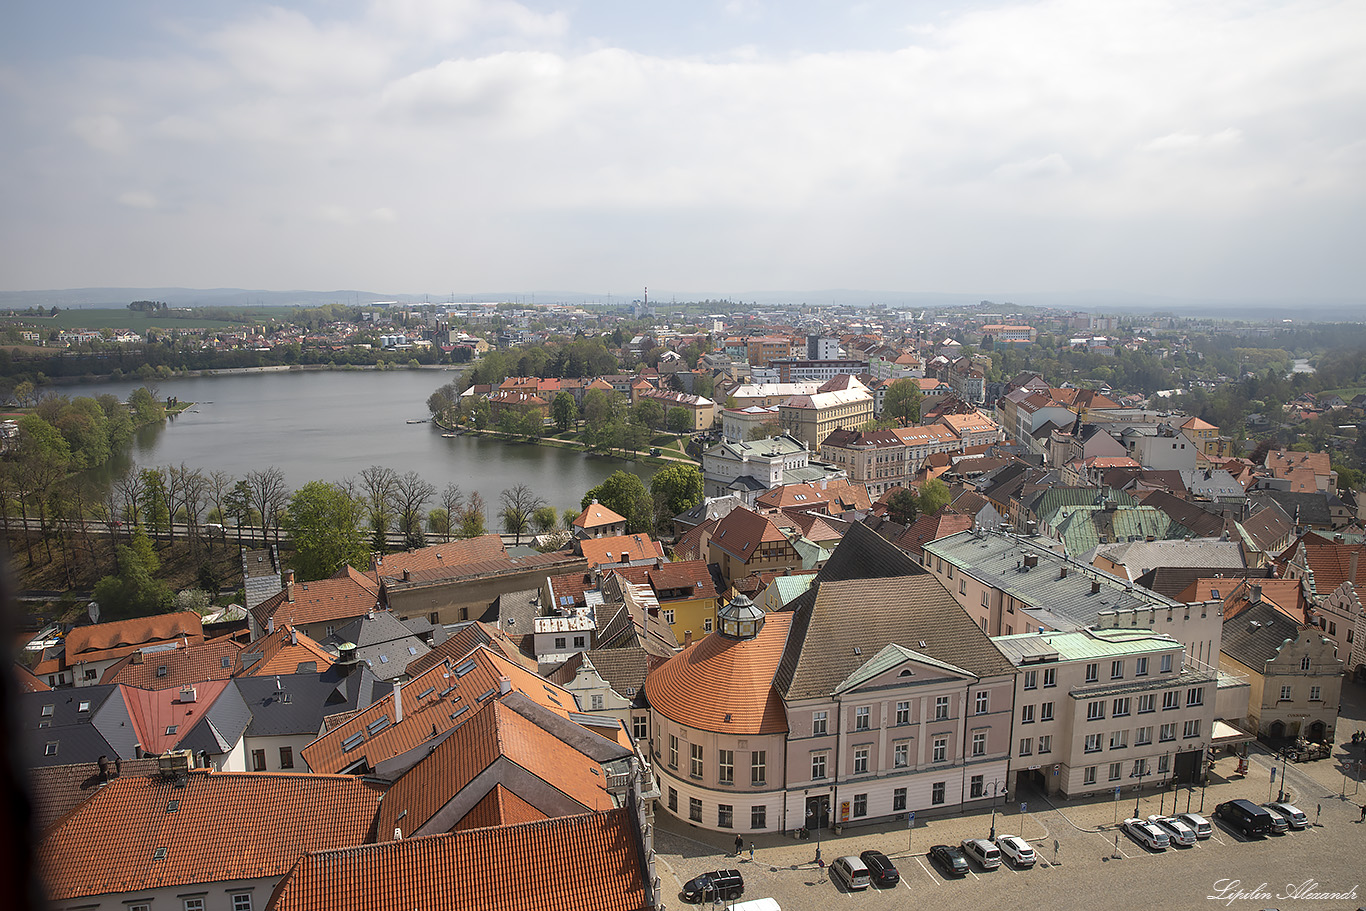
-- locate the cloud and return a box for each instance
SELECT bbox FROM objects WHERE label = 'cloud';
[117,190,159,210]
[69,114,128,153]
[992,153,1073,181]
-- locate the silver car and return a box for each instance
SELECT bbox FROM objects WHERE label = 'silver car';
[1122,817,1170,850]
[1148,815,1197,846]
[1266,801,1308,829]
[1261,805,1290,834]
[1176,812,1212,839]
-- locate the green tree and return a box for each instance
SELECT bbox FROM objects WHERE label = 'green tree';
[283,481,368,580]
[532,505,560,534]
[458,492,487,538]
[650,463,704,531]
[582,471,653,532]
[666,407,692,434]
[91,530,174,619]
[881,379,922,426]
[128,386,166,424]
[632,398,665,431]
[886,487,919,525]
[917,477,951,515]
[552,391,578,432]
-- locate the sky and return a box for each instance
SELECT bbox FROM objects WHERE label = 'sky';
[1,0,1363,304]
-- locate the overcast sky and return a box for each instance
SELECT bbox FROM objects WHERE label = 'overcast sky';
[2,0,1362,304]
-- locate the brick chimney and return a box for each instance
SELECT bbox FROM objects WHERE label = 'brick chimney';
[1351,548,1360,586]
[284,570,295,603]
[683,630,693,648]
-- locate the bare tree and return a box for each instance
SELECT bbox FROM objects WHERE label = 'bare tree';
[113,466,147,530]
[205,470,235,549]
[175,464,209,550]
[436,483,464,543]
[393,471,437,550]
[499,483,545,546]
[246,467,288,548]
[358,465,398,541]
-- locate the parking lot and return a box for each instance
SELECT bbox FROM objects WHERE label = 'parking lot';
[654,682,1366,911]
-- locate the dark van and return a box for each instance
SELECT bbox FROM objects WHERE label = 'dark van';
[1215,799,1273,837]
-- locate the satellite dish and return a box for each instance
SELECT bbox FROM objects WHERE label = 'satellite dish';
[87,601,101,624]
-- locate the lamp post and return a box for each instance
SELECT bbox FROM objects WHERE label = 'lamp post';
[988,780,1003,840]
[1132,761,1149,818]
[1276,749,1290,802]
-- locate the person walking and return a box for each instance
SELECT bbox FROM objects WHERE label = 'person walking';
[1358,804,1366,823]
[749,843,755,862]
[734,834,743,855]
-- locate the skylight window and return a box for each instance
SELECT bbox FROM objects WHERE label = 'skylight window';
[417,687,436,700]
[153,847,167,861]
[165,725,178,735]
[408,646,418,655]
[167,799,179,813]
[379,654,389,663]
[455,660,476,676]
[221,657,232,668]
[44,742,58,756]
[78,701,90,712]
[341,732,365,752]
[366,715,391,735]
[450,706,468,721]
[477,688,497,702]
[41,705,53,717]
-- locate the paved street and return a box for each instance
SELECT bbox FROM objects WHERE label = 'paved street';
[654,681,1366,911]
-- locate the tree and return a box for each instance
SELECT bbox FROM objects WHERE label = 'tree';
[435,483,464,542]
[917,477,951,515]
[459,492,487,538]
[358,465,398,546]
[283,481,369,580]
[882,379,923,426]
[552,391,577,433]
[128,385,166,424]
[650,463,704,520]
[91,530,174,619]
[499,483,546,545]
[532,505,559,534]
[245,466,288,546]
[886,487,919,525]
[393,470,437,550]
[632,399,665,432]
[582,471,653,533]
[666,407,692,434]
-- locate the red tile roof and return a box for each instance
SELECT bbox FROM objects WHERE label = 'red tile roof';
[235,625,336,677]
[405,621,536,678]
[579,534,664,568]
[452,783,548,831]
[12,662,51,692]
[673,517,717,562]
[38,770,384,903]
[100,634,245,689]
[573,502,628,530]
[267,809,650,911]
[895,511,974,559]
[709,506,788,562]
[122,679,233,755]
[27,759,163,833]
[1297,541,1366,591]
[644,612,793,735]
[253,566,380,631]
[63,612,205,664]
[370,536,508,580]
[754,479,871,512]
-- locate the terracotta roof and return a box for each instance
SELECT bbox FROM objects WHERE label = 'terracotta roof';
[63,612,205,664]
[27,758,162,833]
[236,625,336,677]
[121,679,233,755]
[1181,416,1217,430]
[709,506,788,562]
[645,612,793,735]
[1266,449,1332,479]
[755,479,871,512]
[1295,541,1366,590]
[673,517,717,562]
[253,566,381,631]
[646,559,722,601]
[12,662,51,692]
[300,646,578,775]
[370,536,508,579]
[453,783,549,831]
[375,698,619,839]
[100,635,245,689]
[574,502,628,530]
[266,809,651,911]
[38,769,384,902]
[579,534,664,568]
[894,512,974,559]
[406,621,536,678]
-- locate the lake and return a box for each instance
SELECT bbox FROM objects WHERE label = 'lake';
[56,369,651,515]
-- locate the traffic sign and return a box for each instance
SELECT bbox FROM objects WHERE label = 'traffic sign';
[907,811,915,828]
[1020,802,1028,814]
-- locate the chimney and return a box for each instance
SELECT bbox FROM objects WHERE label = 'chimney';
[683,630,694,648]
[1059,566,1068,579]
[1249,584,1262,604]
[289,627,298,646]
[403,569,411,582]
[1090,580,1102,595]
[131,651,144,664]
[284,570,295,603]
[393,681,403,724]
[498,675,512,696]
[267,616,275,635]
[179,685,197,703]
[1351,549,1360,585]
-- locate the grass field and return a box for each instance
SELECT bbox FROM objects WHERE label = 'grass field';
[1322,387,1366,400]
[1,308,269,331]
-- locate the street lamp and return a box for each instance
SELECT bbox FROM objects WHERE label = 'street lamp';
[1132,760,1150,818]
[1276,748,1291,802]
[988,780,1004,840]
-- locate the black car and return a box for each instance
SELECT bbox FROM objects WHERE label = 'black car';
[928,844,970,877]
[859,850,900,887]
[681,869,744,903]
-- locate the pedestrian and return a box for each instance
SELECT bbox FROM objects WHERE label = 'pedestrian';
[734,834,743,855]
[749,843,755,861]
[1358,804,1366,822]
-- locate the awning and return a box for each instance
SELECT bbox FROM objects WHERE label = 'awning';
[1211,719,1257,747]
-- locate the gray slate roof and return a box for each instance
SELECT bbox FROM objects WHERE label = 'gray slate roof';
[179,681,252,756]
[1220,601,1303,670]
[20,685,136,767]
[237,667,390,738]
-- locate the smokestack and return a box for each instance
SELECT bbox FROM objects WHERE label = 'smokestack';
[1090,580,1101,595]
[498,675,511,696]
[1351,549,1360,585]
[1059,566,1068,579]
[1249,584,1262,604]
[393,681,403,724]
[267,616,275,634]
[284,570,295,603]
[289,627,298,646]
[683,630,693,648]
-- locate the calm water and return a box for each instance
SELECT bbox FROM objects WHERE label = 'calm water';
[57,369,649,514]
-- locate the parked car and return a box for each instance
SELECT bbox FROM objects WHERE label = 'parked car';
[858,850,900,887]
[1261,805,1290,834]
[682,870,744,903]
[1175,812,1212,839]
[1121,817,1170,851]
[1215,799,1272,838]
[830,856,871,892]
[928,844,970,876]
[959,838,1001,870]
[1147,815,1197,846]
[1266,801,1309,829]
[995,834,1036,868]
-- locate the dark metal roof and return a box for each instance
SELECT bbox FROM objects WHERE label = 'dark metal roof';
[237,667,390,738]
[1220,601,1303,669]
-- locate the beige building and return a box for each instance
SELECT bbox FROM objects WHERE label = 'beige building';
[780,383,874,451]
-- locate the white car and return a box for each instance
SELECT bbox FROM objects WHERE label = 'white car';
[1266,801,1308,829]
[1122,817,1170,851]
[995,834,1036,867]
[1175,812,1212,839]
[1147,815,1197,846]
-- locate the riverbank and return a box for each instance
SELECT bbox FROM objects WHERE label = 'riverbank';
[40,361,468,388]
[435,419,698,469]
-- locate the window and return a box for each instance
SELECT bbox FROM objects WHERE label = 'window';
[1021,704,1035,724]
[894,742,908,768]
[1110,730,1127,750]
[44,742,58,756]
[812,752,828,779]
[1163,691,1180,710]
[718,749,734,784]
[279,747,294,769]
[1310,685,1322,701]
[812,711,828,735]
[1279,685,1293,701]
[573,635,586,648]
[718,804,733,828]
[970,775,985,798]
[1040,701,1054,721]
[663,610,675,625]
[1158,753,1171,774]
[972,732,986,756]
[232,895,253,911]
[184,899,206,911]
[668,788,678,812]
[1160,654,1173,673]
[1108,762,1122,781]
[704,618,713,633]
[1132,758,1148,777]
[554,637,566,649]
[1136,726,1153,746]
[1038,734,1052,754]
[975,691,989,715]
[1186,687,1204,707]
[947,565,954,579]
[932,782,946,805]
[41,704,54,717]
[1113,697,1130,717]
[960,579,967,594]
[853,747,869,774]
[1111,660,1124,680]
[590,694,604,710]
[669,735,678,769]
[1138,694,1155,714]
[982,591,989,607]
[325,625,335,637]
[77,701,90,713]
[1300,655,1312,671]
[156,665,168,678]
[1160,723,1176,742]
[933,736,948,763]
[853,793,868,817]
[893,788,907,811]
[1184,719,1201,739]
[251,749,266,771]
[690,743,704,778]
[1087,701,1105,721]
[1135,656,1149,676]
[1043,667,1057,688]
[1019,737,1032,755]
[895,701,910,725]
[689,797,703,822]
[935,696,950,720]
[1023,669,1037,690]
[633,716,648,739]
[1085,662,1098,683]
[752,806,766,829]
[855,706,870,731]
[1083,766,1097,785]
[130,905,151,911]
[1084,734,1102,753]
